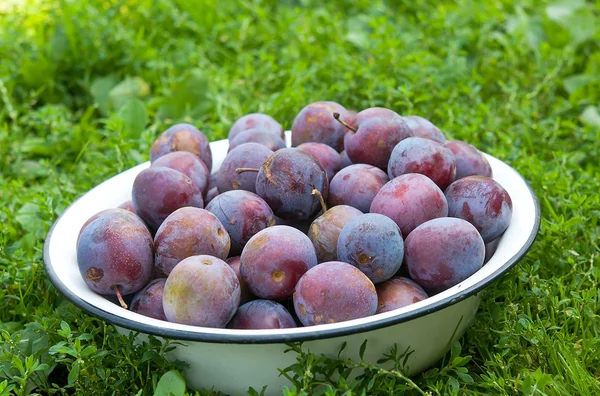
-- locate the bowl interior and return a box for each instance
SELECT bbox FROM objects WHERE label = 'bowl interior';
[43,132,540,342]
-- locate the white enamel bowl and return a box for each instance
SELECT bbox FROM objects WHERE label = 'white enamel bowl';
[44,132,540,395]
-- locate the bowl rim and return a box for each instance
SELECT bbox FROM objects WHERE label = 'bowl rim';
[43,153,540,345]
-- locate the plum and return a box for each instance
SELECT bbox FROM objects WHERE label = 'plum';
[217,143,273,194]
[445,176,512,243]
[77,211,153,307]
[226,256,255,305]
[293,261,377,326]
[206,190,276,255]
[328,164,388,213]
[387,137,456,190]
[130,278,167,320]
[78,208,130,244]
[335,107,412,169]
[228,128,286,152]
[150,123,212,172]
[240,226,317,300]
[405,217,485,294]
[151,151,210,195]
[402,116,446,143]
[118,200,137,214]
[154,207,230,276]
[445,140,492,180]
[228,113,284,141]
[370,173,448,237]
[291,101,351,151]
[340,150,353,168]
[204,187,219,205]
[308,205,363,263]
[375,277,428,314]
[132,166,204,232]
[297,142,343,181]
[337,213,404,284]
[162,255,240,328]
[227,300,296,329]
[254,148,328,220]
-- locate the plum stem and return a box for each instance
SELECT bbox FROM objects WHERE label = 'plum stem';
[235,167,259,174]
[312,189,328,213]
[333,112,357,133]
[112,286,128,309]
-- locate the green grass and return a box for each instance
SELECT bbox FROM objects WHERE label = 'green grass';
[1,0,599,394]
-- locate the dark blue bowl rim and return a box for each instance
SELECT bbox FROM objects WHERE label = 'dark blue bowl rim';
[43,164,541,344]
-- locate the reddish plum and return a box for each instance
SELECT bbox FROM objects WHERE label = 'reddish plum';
[328,164,388,213]
[228,113,284,141]
[217,143,273,193]
[132,166,204,232]
[446,140,492,179]
[228,128,286,152]
[163,255,240,327]
[154,207,230,276]
[291,101,351,151]
[130,278,167,321]
[227,300,296,329]
[375,277,428,314]
[293,261,377,326]
[297,142,343,181]
[152,151,210,195]
[370,173,448,237]
[402,116,446,143]
[226,256,255,305]
[405,217,485,294]
[387,137,456,190]
[206,190,276,255]
[337,107,412,169]
[308,205,363,263]
[118,201,137,214]
[445,176,512,243]
[240,226,317,300]
[150,123,212,172]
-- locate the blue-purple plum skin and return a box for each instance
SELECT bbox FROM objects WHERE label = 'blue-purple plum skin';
[77,211,154,296]
[227,300,296,329]
[130,278,167,320]
[402,116,446,143]
[150,123,213,172]
[256,148,329,221]
[297,142,343,182]
[308,205,363,263]
[446,140,492,180]
[375,277,428,314]
[291,101,351,152]
[405,217,485,294]
[217,143,273,194]
[445,176,512,243]
[228,128,286,153]
[151,151,210,195]
[337,213,404,284]
[228,113,285,141]
[206,190,276,256]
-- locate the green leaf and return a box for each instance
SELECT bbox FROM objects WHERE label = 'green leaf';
[359,340,367,361]
[15,203,41,233]
[80,345,97,358]
[108,77,150,111]
[68,363,80,385]
[157,69,210,121]
[118,99,147,137]
[563,74,597,95]
[580,106,600,128]
[154,370,186,396]
[90,76,118,116]
[545,0,585,22]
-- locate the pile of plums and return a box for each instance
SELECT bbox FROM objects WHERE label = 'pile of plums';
[77,102,513,330]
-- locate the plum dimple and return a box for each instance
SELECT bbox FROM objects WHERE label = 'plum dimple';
[445,176,512,243]
[405,217,485,294]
